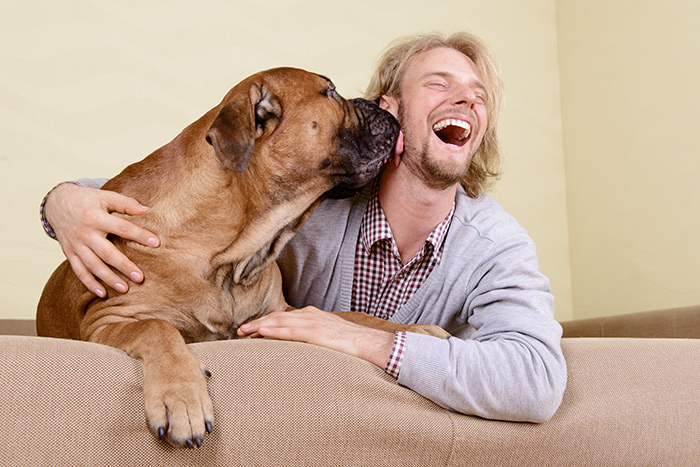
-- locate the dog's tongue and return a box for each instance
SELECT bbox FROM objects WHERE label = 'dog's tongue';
[390,130,404,168]
[395,130,404,155]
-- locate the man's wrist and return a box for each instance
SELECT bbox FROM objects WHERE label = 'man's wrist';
[40,181,83,240]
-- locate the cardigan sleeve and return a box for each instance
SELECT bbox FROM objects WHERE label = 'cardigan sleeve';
[397,232,567,422]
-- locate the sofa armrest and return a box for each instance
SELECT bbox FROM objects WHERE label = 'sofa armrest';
[561,305,700,338]
[2,336,699,466]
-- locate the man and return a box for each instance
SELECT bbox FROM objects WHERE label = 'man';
[41,32,567,422]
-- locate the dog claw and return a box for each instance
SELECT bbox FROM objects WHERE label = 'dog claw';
[158,427,165,440]
[204,369,212,378]
[186,439,194,449]
[205,421,213,434]
[194,437,202,448]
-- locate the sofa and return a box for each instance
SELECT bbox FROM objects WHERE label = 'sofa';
[1,306,699,466]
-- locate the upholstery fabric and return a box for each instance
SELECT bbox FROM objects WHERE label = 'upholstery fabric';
[2,334,699,466]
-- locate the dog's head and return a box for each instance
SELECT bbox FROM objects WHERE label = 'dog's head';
[205,67,399,200]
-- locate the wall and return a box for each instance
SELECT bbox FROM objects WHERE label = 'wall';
[557,0,700,318]
[1,0,571,320]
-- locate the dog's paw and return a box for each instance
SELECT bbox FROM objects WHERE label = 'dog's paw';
[142,359,215,449]
[405,324,451,339]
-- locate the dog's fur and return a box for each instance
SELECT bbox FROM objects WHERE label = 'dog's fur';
[37,68,447,448]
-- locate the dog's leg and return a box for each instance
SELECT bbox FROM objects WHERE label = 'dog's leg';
[86,318,215,448]
[333,311,451,339]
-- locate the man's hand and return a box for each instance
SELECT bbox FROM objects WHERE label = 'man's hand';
[44,183,160,297]
[237,307,395,369]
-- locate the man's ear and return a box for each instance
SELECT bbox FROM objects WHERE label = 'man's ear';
[378,95,403,162]
[206,84,282,172]
[378,95,399,118]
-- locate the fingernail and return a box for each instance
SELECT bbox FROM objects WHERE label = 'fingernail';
[130,271,143,282]
[114,282,127,293]
[147,237,159,247]
[94,288,106,298]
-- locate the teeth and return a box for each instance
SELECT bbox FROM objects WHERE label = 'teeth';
[433,118,471,138]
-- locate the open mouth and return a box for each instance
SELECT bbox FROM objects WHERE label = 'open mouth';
[433,118,471,147]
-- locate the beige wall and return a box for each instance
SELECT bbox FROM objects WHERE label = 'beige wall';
[1,0,571,321]
[557,0,700,318]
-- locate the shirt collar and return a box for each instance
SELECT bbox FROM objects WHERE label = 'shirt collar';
[359,181,455,263]
[360,182,392,254]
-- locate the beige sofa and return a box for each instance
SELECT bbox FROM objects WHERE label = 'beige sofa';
[2,306,699,466]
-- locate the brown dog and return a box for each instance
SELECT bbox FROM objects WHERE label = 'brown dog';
[37,67,446,449]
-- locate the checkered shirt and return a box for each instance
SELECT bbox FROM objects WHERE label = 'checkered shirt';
[351,182,454,378]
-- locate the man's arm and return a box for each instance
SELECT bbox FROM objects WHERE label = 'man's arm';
[239,300,565,423]
[237,306,396,368]
[397,234,567,423]
[41,180,160,297]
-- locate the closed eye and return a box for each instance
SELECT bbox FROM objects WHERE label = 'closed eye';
[427,80,449,90]
[315,73,338,98]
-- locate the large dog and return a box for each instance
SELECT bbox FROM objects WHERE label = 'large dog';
[37,68,446,449]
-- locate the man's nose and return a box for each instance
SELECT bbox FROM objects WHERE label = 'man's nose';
[450,84,478,108]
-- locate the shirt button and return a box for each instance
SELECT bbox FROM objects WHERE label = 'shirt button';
[397,272,406,281]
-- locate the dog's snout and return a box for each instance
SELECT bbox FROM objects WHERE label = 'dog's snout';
[370,115,392,136]
[349,98,400,140]
[325,97,400,199]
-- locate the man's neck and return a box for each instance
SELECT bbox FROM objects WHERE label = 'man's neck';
[377,164,457,264]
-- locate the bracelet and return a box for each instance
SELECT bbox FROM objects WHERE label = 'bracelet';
[39,187,58,240]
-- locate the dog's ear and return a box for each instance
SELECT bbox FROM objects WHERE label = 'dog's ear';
[206,84,282,172]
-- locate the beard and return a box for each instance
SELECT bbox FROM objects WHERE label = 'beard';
[398,104,474,191]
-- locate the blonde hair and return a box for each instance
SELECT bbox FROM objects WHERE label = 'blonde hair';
[365,32,503,198]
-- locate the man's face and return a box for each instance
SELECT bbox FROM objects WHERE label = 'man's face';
[381,47,488,190]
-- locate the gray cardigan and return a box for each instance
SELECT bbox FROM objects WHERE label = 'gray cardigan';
[277,184,567,422]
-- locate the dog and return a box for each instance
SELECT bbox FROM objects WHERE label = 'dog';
[37,67,448,449]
